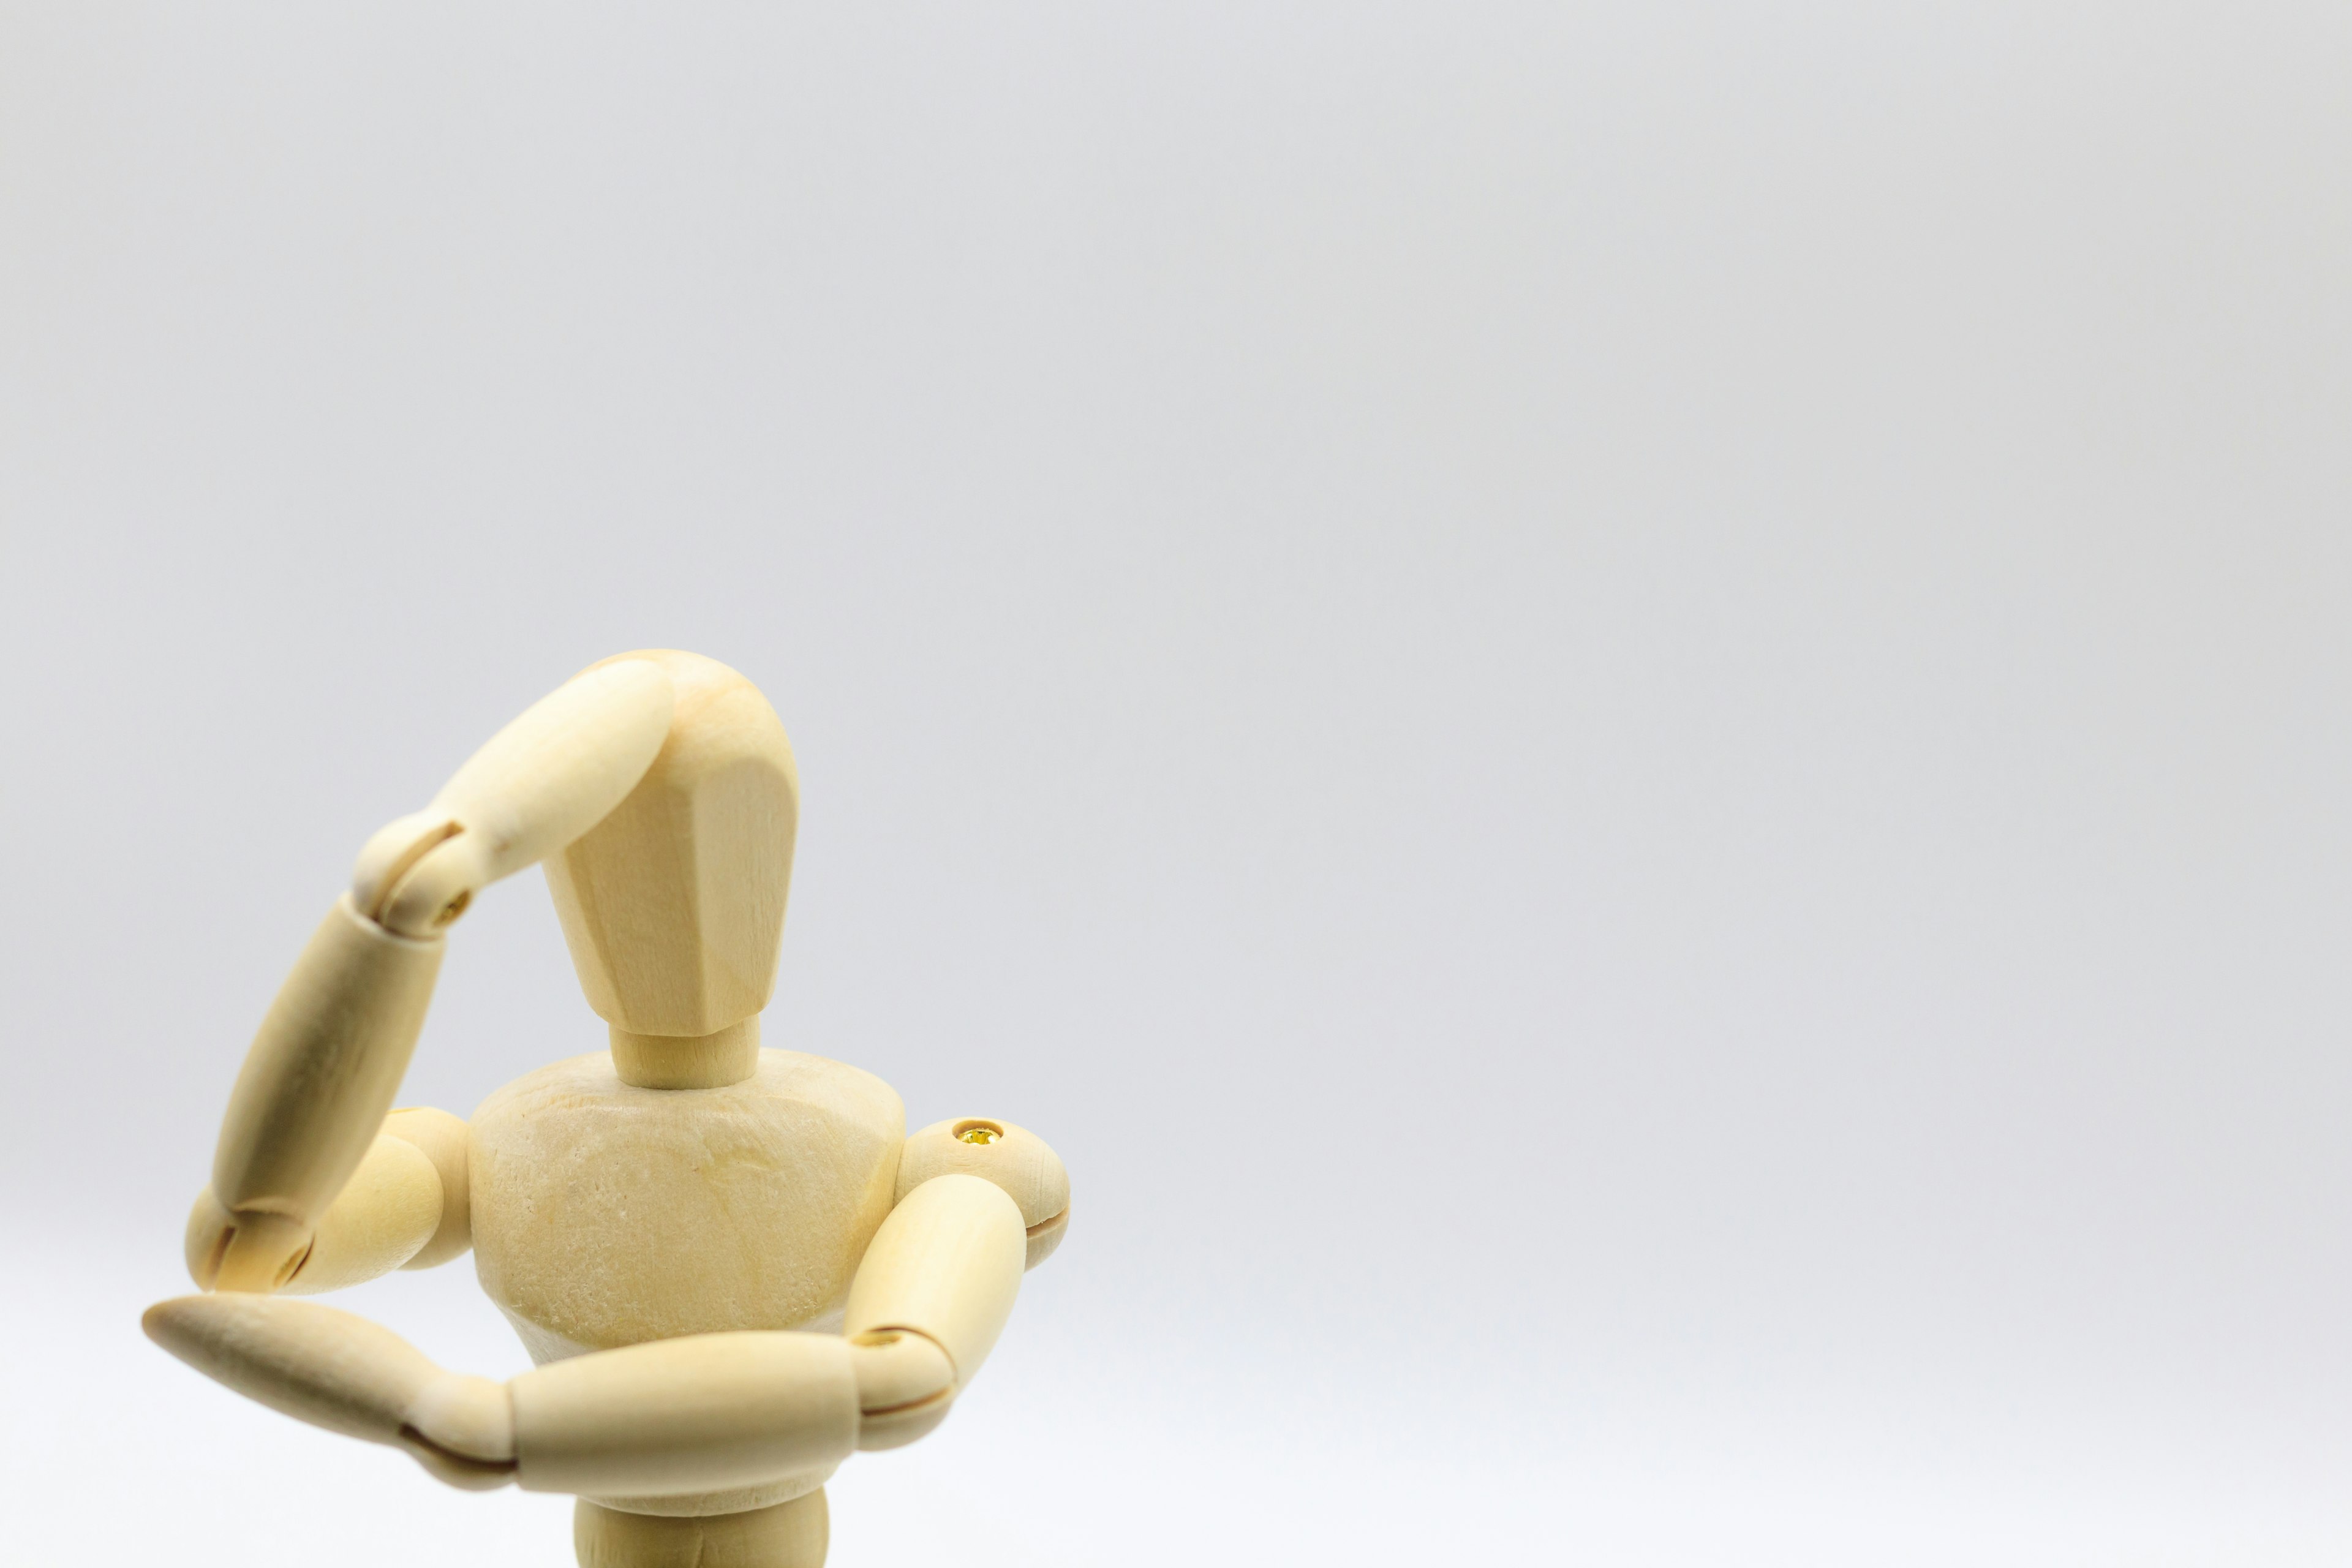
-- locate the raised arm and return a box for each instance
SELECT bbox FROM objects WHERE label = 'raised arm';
[186,660,676,1293]
[208,1105,474,1298]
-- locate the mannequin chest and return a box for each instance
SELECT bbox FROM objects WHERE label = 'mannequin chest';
[468,1048,904,1363]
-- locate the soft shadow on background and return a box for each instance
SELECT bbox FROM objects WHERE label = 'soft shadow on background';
[4,4,2349,1562]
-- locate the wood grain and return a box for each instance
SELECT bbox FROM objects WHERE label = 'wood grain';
[511,1331,856,1499]
[546,650,799,1039]
[575,1490,827,1568]
[203,897,444,1291]
[843,1174,1025,1392]
[279,1132,442,1294]
[897,1117,1071,1270]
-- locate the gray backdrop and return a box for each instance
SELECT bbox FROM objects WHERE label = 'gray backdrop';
[4,4,2349,1562]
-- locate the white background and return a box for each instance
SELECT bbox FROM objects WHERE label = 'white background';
[4,4,2350,1562]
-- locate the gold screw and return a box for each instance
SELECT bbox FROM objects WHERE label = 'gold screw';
[959,1125,1000,1145]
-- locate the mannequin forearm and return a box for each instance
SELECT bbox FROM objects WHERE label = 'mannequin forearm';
[198,900,443,1291]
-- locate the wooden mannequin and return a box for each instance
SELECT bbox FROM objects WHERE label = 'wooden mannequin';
[145,651,1071,1567]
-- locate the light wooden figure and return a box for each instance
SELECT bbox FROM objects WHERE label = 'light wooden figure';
[145,651,1071,1567]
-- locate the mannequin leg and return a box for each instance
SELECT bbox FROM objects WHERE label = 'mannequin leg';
[575,1490,828,1568]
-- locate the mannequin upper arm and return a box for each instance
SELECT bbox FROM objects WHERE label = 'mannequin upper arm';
[383,1106,472,1270]
[897,1118,1070,1270]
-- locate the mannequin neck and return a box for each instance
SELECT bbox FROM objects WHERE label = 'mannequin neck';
[609,1016,760,1089]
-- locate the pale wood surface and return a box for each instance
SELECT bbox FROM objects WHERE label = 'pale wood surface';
[471,1049,903,1360]
[203,896,445,1291]
[575,1490,827,1568]
[279,1132,442,1294]
[510,1330,857,1501]
[609,1017,762,1090]
[843,1174,1026,1391]
[382,1105,473,1268]
[845,1327,954,1414]
[897,1117,1071,1270]
[846,1329,956,1452]
[351,660,675,938]
[141,1294,515,1481]
[1023,1205,1071,1270]
[546,650,800,1038]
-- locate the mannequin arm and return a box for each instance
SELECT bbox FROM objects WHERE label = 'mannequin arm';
[842,1173,1028,1447]
[895,1117,1071,1270]
[142,1177,1033,1496]
[186,1107,473,1294]
[141,1295,517,1490]
[192,662,674,1292]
